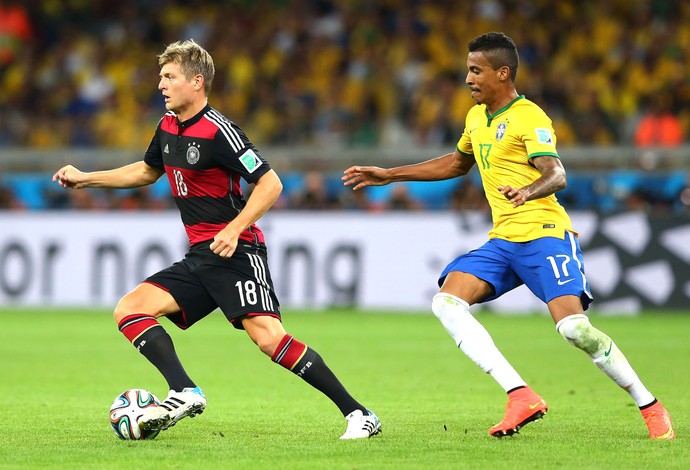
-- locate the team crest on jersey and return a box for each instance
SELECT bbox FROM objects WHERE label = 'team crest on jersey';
[535,128,554,145]
[496,122,507,141]
[186,143,200,164]
[239,149,263,173]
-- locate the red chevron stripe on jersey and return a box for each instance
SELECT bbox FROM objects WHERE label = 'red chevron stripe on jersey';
[185,222,265,246]
[166,167,230,198]
[160,112,218,139]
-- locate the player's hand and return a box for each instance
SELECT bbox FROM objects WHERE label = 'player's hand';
[52,165,86,189]
[210,229,239,258]
[342,166,389,190]
[498,185,529,208]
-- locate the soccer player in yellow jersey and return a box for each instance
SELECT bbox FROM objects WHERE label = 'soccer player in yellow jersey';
[343,32,674,440]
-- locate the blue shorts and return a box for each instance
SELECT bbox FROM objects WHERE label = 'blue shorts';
[439,232,593,309]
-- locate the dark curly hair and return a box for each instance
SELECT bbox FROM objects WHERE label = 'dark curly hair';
[468,32,519,82]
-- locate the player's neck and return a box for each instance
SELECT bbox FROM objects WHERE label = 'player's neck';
[176,99,208,122]
[485,90,519,115]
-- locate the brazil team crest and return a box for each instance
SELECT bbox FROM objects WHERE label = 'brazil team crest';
[496,122,507,141]
[186,143,200,164]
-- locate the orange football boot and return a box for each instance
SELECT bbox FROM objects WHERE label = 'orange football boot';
[489,386,548,437]
[641,401,675,440]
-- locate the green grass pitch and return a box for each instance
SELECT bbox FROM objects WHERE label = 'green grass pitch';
[0,308,687,469]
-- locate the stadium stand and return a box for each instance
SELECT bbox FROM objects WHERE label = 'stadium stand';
[2,1,690,213]
[1,0,689,150]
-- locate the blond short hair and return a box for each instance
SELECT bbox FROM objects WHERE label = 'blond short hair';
[158,39,215,95]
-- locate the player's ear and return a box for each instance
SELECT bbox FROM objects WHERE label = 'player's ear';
[498,66,510,82]
[193,74,204,91]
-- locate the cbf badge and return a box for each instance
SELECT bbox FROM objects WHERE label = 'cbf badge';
[186,143,200,164]
[496,122,507,141]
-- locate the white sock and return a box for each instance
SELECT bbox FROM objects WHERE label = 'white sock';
[432,293,526,392]
[556,314,655,407]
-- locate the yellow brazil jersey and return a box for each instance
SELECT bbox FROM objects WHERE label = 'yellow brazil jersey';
[457,95,573,242]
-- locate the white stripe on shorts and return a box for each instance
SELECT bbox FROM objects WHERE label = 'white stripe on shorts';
[247,253,274,311]
[566,231,591,299]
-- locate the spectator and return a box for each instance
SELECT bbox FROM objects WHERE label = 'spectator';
[0,0,33,66]
[340,185,377,212]
[450,179,490,212]
[290,171,340,210]
[0,184,24,210]
[676,172,690,214]
[384,184,423,211]
[634,94,684,148]
[2,1,690,149]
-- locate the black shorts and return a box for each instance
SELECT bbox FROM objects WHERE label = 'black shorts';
[145,240,281,330]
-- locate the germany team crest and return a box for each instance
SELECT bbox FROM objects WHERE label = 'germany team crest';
[187,143,200,164]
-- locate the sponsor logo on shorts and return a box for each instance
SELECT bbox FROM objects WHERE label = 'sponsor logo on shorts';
[557,278,574,286]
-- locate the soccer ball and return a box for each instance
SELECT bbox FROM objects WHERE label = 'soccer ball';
[109,389,161,440]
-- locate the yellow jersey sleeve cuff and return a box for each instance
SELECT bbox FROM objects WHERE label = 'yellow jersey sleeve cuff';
[527,152,559,160]
[457,146,473,157]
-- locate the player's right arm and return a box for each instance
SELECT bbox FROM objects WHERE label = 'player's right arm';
[342,149,475,191]
[52,161,164,189]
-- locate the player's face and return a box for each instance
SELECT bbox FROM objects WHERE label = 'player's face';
[158,62,199,119]
[465,51,501,108]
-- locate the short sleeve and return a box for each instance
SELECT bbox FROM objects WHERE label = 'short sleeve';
[143,122,164,171]
[457,127,474,156]
[212,122,271,184]
[522,111,559,159]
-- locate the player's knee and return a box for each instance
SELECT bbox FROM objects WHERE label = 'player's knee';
[113,301,131,324]
[113,293,153,324]
[243,316,286,356]
[256,335,282,357]
[432,293,469,319]
[248,329,284,357]
[432,293,472,346]
[556,314,608,355]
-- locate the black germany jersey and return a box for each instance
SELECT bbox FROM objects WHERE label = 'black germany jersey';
[144,104,271,246]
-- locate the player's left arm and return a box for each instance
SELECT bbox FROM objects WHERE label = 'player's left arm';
[210,169,283,258]
[498,156,566,208]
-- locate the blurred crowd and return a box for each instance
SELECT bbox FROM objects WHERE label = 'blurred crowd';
[2,0,690,215]
[1,0,690,151]
[2,168,690,215]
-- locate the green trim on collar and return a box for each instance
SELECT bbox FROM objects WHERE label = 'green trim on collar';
[485,95,525,126]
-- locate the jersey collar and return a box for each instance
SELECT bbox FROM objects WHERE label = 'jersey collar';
[484,95,525,125]
[177,103,212,130]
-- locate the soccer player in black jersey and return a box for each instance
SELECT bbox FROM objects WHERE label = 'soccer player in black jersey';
[52,39,380,440]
